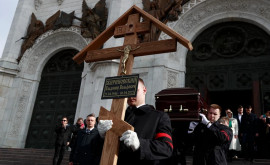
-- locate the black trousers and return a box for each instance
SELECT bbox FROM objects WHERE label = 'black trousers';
[53,144,66,165]
[242,134,256,161]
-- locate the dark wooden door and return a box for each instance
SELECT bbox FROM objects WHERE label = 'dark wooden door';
[25,49,83,149]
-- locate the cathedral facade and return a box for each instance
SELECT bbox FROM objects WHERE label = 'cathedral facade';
[0,0,270,148]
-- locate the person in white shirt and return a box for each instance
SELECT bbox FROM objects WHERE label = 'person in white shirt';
[226,109,241,161]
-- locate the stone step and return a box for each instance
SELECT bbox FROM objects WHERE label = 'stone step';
[0,148,70,165]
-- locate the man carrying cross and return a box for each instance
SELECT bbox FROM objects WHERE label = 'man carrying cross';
[98,78,173,165]
[73,5,192,165]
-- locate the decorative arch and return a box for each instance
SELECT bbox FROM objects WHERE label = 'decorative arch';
[168,0,270,112]
[166,0,270,61]
[18,27,89,81]
[8,27,89,148]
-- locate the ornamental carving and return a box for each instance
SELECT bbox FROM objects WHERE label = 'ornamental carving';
[247,38,266,56]
[208,74,225,90]
[167,71,177,88]
[174,0,270,35]
[193,43,212,60]
[186,21,270,92]
[189,22,270,62]
[8,81,32,137]
[236,72,252,88]
[188,75,205,90]
[213,27,245,58]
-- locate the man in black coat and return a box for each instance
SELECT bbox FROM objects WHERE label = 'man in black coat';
[240,105,259,162]
[53,116,71,165]
[192,104,233,165]
[98,78,173,165]
[69,114,103,165]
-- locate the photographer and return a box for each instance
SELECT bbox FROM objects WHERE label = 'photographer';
[53,116,71,165]
[191,104,232,165]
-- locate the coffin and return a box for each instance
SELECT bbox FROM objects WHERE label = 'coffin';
[155,88,207,121]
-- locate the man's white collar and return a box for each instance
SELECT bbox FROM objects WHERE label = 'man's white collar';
[136,104,145,108]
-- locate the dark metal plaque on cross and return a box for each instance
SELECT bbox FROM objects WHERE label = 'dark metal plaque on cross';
[101,74,139,99]
[73,5,193,165]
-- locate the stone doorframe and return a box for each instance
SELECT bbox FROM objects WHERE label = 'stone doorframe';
[159,0,270,112]
[2,27,88,148]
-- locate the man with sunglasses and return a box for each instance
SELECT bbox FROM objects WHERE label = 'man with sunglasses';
[53,116,71,165]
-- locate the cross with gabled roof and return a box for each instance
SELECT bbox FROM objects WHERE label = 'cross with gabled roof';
[73,5,192,165]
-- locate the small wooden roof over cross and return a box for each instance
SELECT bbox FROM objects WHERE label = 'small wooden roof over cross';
[73,5,193,165]
[73,5,192,64]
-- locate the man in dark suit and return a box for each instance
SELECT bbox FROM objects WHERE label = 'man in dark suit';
[69,114,103,165]
[53,116,71,165]
[234,105,244,129]
[234,105,244,143]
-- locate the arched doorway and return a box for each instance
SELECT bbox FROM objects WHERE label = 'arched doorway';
[25,49,83,149]
[186,21,270,114]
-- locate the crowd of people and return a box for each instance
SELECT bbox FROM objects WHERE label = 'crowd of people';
[187,104,270,164]
[52,78,270,165]
[225,105,270,163]
[53,78,173,165]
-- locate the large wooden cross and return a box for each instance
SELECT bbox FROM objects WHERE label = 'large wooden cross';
[73,5,192,165]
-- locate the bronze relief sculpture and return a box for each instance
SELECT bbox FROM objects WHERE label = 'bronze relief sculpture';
[17,0,188,62]
[80,0,108,39]
[17,13,44,62]
[141,0,189,42]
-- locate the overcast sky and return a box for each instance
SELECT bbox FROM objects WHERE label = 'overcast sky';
[0,0,19,58]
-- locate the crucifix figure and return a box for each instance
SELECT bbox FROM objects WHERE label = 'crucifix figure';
[73,5,192,165]
[117,45,140,75]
